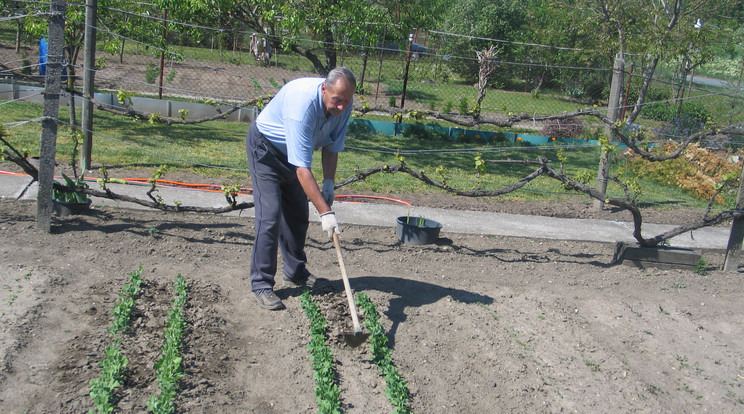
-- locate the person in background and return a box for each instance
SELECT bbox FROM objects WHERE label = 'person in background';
[245,66,356,310]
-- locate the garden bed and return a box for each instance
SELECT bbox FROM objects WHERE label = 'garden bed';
[0,198,743,412]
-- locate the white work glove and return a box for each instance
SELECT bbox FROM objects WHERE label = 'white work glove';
[320,211,340,239]
[321,179,335,207]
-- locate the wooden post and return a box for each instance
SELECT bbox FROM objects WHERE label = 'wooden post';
[595,54,624,210]
[730,57,744,125]
[37,0,66,232]
[723,162,744,271]
[80,0,97,171]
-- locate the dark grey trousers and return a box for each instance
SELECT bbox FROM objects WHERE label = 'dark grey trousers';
[246,122,310,291]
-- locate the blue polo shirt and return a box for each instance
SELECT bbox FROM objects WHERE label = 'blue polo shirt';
[254,77,352,168]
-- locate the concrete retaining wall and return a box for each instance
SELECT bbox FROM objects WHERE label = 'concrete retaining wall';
[0,81,257,123]
[1,80,614,147]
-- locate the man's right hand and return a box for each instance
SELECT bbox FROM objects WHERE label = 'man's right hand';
[321,179,335,207]
[320,211,340,239]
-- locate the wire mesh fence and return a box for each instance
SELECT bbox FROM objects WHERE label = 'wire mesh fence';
[2,8,744,213]
[1,11,742,140]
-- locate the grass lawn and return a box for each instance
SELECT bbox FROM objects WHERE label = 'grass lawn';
[0,99,725,210]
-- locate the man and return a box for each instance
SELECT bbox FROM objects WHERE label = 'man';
[246,66,356,310]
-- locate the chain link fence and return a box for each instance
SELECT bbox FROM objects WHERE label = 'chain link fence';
[1,19,742,139]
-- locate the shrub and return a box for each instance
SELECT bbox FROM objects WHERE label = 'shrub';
[623,142,741,204]
[643,101,710,136]
[145,62,159,84]
[563,83,585,100]
[458,96,469,115]
[402,123,449,141]
[626,79,672,106]
[641,102,675,122]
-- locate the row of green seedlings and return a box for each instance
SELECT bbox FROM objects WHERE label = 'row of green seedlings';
[88,266,143,413]
[357,293,412,414]
[300,290,343,414]
[87,266,189,414]
[299,290,412,414]
[147,273,188,413]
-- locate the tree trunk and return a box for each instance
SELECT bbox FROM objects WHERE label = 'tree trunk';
[290,44,331,76]
[475,46,499,119]
[65,45,78,127]
[81,0,97,171]
[322,28,336,75]
[359,49,368,91]
[595,54,624,210]
[627,56,659,124]
[15,20,21,53]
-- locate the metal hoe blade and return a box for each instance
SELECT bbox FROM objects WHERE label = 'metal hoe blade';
[343,330,370,348]
[333,232,370,348]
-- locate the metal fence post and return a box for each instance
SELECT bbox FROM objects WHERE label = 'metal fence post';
[400,31,414,109]
[37,0,67,232]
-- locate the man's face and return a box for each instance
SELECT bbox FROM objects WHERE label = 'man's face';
[322,78,354,117]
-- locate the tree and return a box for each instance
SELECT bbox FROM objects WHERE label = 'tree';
[0,1,28,53]
[22,1,91,126]
[519,0,612,99]
[96,0,157,63]
[145,0,409,76]
[436,0,528,83]
[546,0,740,123]
[474,45,499,118]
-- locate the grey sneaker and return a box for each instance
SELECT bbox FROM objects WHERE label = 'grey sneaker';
[283,273,317,288]
[254,289,285,310]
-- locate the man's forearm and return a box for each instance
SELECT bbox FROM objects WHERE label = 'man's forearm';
[296,167,331,214]
[322,149,338,180]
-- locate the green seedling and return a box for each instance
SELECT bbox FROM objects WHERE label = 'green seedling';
[357,293,412,414]
[148,274,188,414]
[53,173,89,204]
[695,258,708,275]
[108,266,143,336]
[299,290,342,414]
[89,266,143,413]
[585,359,601,372]
[89,345,129,414]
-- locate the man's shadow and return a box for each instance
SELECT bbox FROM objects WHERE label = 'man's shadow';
[322,275,493,348]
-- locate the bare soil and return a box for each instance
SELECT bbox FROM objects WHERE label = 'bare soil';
[2,43,743,413]
[1,189,743,413]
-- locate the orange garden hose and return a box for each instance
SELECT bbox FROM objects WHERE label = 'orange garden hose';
[0,170,413,206]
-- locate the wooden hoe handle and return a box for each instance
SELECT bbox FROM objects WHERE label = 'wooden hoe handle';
[333,232,363,333]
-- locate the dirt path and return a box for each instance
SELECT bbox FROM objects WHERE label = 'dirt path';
[1,198,743,413]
